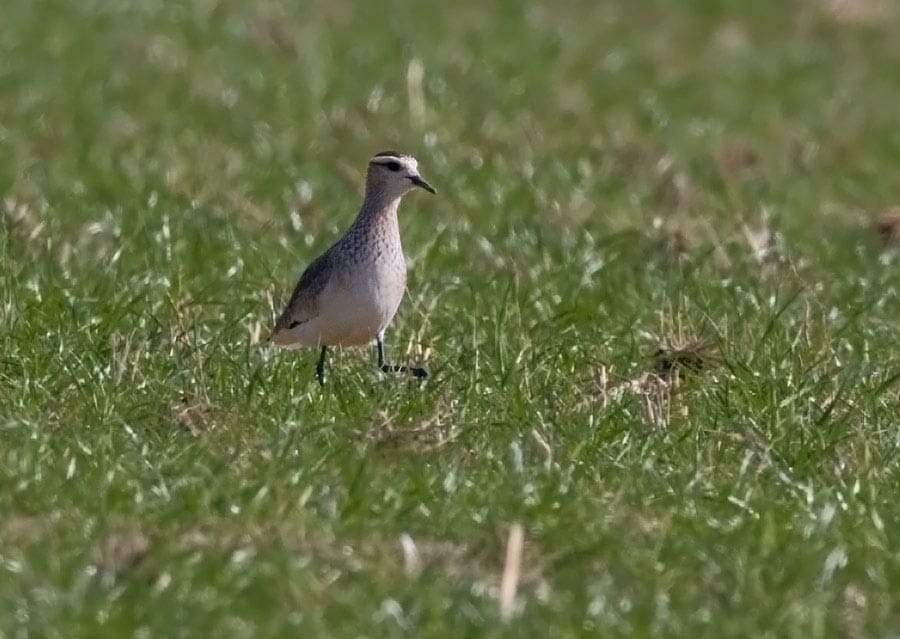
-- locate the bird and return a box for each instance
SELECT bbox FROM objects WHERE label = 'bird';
[270,151,435,385]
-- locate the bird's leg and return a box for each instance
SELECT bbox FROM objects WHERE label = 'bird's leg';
[376,337,386,369]
[376,332,427,379]
[316,345,328,386]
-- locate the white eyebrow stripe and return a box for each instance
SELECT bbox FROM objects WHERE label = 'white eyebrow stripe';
[369,156,404,165]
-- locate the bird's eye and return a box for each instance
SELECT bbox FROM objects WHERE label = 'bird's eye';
[385,161,401,172]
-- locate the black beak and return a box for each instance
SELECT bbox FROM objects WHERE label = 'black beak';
[408,175,436,194]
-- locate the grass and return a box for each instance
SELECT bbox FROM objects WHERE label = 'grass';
[2,0,900,636]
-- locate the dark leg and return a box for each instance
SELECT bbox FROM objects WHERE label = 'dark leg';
[376,334,427,379]
[377,338,386,369]
[316,345,327,386]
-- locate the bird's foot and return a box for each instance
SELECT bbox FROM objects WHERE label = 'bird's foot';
[381,364,428,379]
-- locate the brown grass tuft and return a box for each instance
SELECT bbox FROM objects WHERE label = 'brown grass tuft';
[368,402,459,452]
[874,208,900,246]
[3,515,44,543]
[818,0,890,24]
[94,529,151,588]
[248,15,298,56]
[644,222,692,262]
[170,396,227,436]
[499,523,524,621]
[651,338,717,377]
[742,208,783,264]
[653,160,696,212]
[594,368,677,428]
[3,197,44,251]
[715,139,761,180]
[590,333,716,428]
[398,534,473,578]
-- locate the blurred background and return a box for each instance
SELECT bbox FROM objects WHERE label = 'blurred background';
[2,1,900,636]
[4,0,900,258]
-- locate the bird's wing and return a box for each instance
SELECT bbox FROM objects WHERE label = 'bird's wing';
[270,249,335,338]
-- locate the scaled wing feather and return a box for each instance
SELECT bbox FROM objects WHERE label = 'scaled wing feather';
[272,250,334,336]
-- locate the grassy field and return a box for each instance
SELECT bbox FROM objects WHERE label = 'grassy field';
[2,0,900,636]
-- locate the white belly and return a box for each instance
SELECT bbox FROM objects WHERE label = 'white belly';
[282,260,406,348]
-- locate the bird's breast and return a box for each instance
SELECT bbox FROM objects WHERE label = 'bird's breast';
[346,248,406,314]
[309,248,406,346]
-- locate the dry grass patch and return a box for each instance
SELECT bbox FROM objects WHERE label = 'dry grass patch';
[169,395,241,437]
[93,529,151,589]
[3,198,45,252]
[817,0,892,24]
[874,208,900,247]
[714,139,762,181]
[366,400,461,453]
[651,338,717,378]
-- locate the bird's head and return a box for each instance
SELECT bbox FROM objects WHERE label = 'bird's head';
[365,151,436,200]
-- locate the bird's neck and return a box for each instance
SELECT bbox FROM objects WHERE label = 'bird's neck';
[353,192,401,233]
